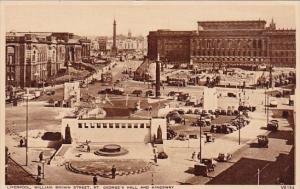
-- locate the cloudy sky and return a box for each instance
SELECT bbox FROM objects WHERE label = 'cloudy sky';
[3,1,297,37]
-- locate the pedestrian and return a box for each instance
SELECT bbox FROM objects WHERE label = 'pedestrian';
[37,165,42,177]
[39,152,43,162]
[19,139,24,147]
[111,165,116,179]
[191,152,196,161]
[36,175,41,185]
[87,145,90,153]
[93,175,98,185]
[197,152,201,160]
[154,154,157,164]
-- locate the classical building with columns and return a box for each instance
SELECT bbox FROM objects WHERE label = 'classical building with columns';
[147,19,295,68]
[6,32,91,88]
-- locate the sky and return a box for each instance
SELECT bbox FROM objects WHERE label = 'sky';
[3,2,297,37]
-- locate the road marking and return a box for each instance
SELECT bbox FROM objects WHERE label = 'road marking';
[254,163,270,177]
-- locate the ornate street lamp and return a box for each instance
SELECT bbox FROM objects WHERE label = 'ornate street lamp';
[34,72,39,88]
[68,61,72,82]
[42,67,46,91]
[22,91,31,166]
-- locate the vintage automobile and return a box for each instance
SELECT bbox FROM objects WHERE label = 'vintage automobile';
[177,134,188,141]
[270,100,278,107]
[157,152,168,159]
[132,90,143,96]
[194,163,208,176]
[145,90,154,97]
[267,120,279,131]
[201,158,217,171]
[227,92,237,97]
[257,135,269,148]
[217,153,232,162]
[204,133,215,142]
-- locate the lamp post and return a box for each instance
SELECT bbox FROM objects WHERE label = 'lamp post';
[199,115,202,163]
[23,92,30,166]
[266,91,269,124]
[238,92,241,145]
[41,160,45,179]
[264,87,267,114]
[42,67,46,91]
[34,72,39,88]
[68,61,72,82]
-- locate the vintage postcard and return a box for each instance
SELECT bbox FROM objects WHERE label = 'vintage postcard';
[0,1,299,188]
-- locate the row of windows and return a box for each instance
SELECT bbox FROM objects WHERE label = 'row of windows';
[78,123,151,129]
[271,51,296,57]
[191,49,268,57]
[192,39,263,49]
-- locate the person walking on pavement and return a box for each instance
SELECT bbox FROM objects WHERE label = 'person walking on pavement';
[197,152,201,160]
[87,145,90,153]
[93,175,98,185]
[154,154,158,164]
[19,139,24,147]
[111,165,116,179]
[39,152,43,162]
[191,152,196,161]
[37,165,42,177]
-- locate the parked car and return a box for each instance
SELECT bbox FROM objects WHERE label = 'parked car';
[221,124,232,134]
[177,134,188,141]
[217,153,232,162]
[227,92,237,97]
[204,118,211,126]
[227,109,233,116]
[201,158,217,171]
[167,91,176,96]
[208,110,214,115]
[112,87,125,95]
[46,90,55,95]
[186,109,193,114]
[270,100,278,107]
[132,90,143,96]
[177,109,185,115]
[227,124,237,131]
[158,152,168,159]
[257,135,269,148]
[194,109,200,115]
[204,133,215,142]
[210,124,217,133]
[220,109,227,115]
[193,120,206,127]
[177,93,190,101]
[145,90,154,97]
[185,101,195,106]
[267,120,279,131]
[98,88,112,94]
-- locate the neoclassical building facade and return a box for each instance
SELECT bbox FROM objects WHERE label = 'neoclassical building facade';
[6,32,91,88]
[147,20,295,68]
